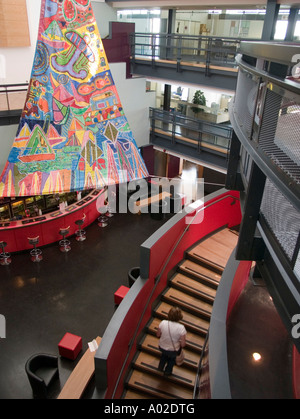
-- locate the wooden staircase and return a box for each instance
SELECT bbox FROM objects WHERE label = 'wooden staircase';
[123,227,239,399]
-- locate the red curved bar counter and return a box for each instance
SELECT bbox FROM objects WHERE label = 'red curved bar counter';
[0,189,105,253]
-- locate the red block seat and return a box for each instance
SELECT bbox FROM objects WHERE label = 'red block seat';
[114,285,130,305]
[58,333,82,360]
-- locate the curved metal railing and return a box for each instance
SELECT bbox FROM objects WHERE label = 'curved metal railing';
[111,191,240,398]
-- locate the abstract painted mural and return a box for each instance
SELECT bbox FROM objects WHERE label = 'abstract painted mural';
[0,0,148,197]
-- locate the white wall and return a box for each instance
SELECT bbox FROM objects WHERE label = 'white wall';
[110,63,155,148]
[0,124,18,173]
[0,0,117,85]
[0,63,153,174]
[0,0,40,84]
[0,0,151,173]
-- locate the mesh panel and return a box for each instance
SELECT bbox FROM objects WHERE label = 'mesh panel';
[240,146,252,183]
[259,88,300,184]
[233,69,259,139]
[261,178,300,261]
[294,250,300,281]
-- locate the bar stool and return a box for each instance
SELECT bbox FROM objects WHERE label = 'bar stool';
[106,204,114,218]
[75,214,86,242]
[59,226,71,252]
[97,206,108,228]
[0,241,11,266]
[28,236,43,262]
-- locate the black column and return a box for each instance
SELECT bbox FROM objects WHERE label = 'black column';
[261,0,280,41]
[225,131,244,192]
[236,163,266,261]
[285,7,299,41]
[163,84,171,112]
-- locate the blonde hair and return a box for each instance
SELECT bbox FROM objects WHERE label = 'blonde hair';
[168,306,183,322]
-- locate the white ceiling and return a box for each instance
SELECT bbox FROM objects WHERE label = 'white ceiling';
[107,0,297,10]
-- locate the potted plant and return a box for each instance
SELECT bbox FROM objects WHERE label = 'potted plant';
[191,90,206,116]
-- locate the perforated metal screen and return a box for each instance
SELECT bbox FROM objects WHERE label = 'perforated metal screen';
[261,178,300,268]
[259,87,300,185]
[233,69,259,139]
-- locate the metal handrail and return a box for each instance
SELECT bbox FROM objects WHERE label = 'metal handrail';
[150,107,232,154]
[193,330,210,399]
[111,192,239,398]
[131,33,241,70]
[0,83,28,113]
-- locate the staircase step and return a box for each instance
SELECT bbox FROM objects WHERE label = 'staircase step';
[170,272,216,302]
[139,334,200,371]
[133,352,196,390]
[154,302,209,337]
[212,228,239,248]
[126,370,193,399]
[147,317,205,353]
[123,228,238,400]
[187,228,238,273]
[123,389,156,399]
[178,259,221,289]
[162,287,213,319]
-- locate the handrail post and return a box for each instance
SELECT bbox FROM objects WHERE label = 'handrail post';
[177,35,182,73]
[5,86,10,111]
[172,111,176,145]
[151,34,156,68]
[206,37,212,76]
[130,33,135,64]
[193,331,210,399]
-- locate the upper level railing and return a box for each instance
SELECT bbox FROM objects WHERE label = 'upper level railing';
[230,42,300,280]
[131,33,240,72]
[150,107,232,157]
[228,41,300,354]
[0,83,28,113]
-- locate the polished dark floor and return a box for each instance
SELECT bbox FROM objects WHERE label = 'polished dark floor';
[0,211,169,399]
[0,211,295,399]
[227,279,294,399]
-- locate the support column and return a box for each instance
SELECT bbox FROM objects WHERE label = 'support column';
[163,84,171,112]
[165,9,176,60]
[261,0,280,41]
[225,131,244,191]
[285,7,299,41]
[167,9,176,34]
[236,163,266,261]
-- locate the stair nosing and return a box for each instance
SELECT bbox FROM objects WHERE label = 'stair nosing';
[123,228,238,400]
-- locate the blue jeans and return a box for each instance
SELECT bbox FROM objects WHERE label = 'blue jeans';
[158,347,178,375]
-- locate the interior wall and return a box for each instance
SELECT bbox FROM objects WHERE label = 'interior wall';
[0,124,18,174]
[0,60,154,174]
[0,0,31,48]
[0,0,117,85]
[110,62,155,147]
[0,2,152,169]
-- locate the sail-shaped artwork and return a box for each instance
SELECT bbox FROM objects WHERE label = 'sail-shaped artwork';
[0,0,148,197]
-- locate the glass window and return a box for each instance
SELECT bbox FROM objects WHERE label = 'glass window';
[0,204,11,221]
[294,12,300,41]
[274,6,290,40]
[11,200,25,218]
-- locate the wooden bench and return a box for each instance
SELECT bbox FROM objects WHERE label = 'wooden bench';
[135,192,171,211]
[57,336,101,399]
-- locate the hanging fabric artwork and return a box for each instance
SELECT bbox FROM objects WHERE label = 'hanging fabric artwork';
[0,0,148,197]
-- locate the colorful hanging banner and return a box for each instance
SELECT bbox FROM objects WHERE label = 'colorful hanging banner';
[0,0,148,197]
